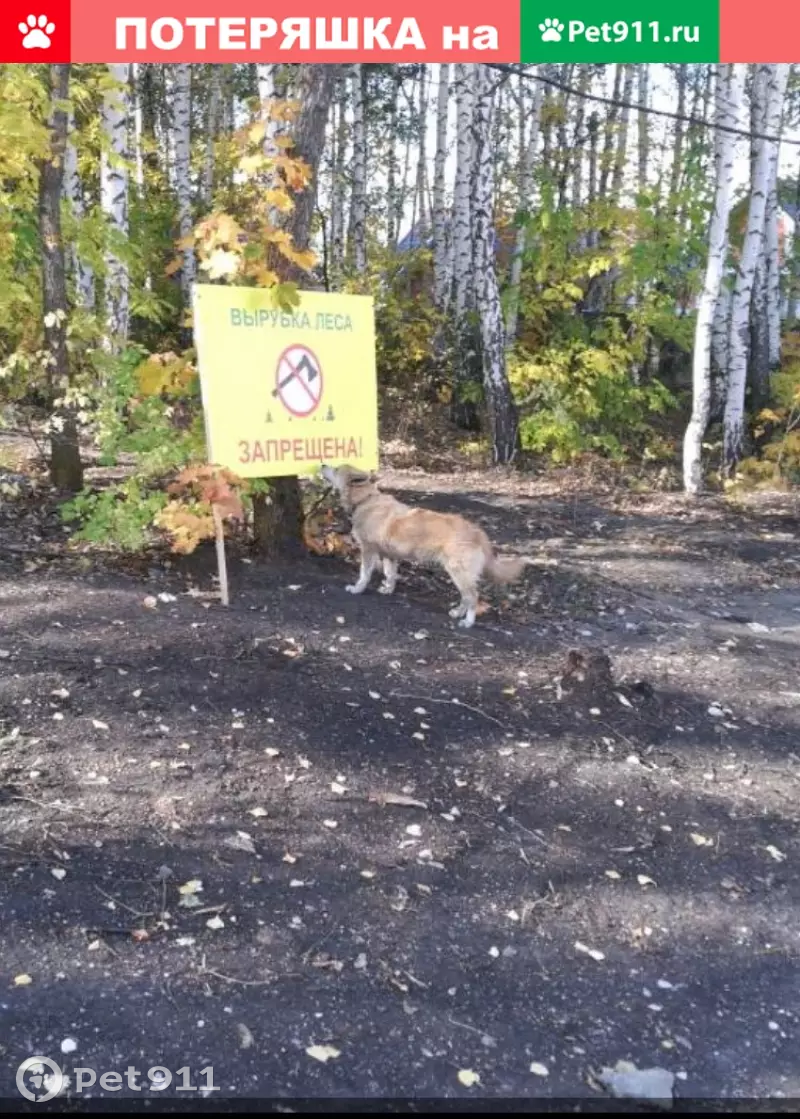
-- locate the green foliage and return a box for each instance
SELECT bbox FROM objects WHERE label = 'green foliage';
[62,481,169,552]
[509,332,676,463]
[734,333,800,490]
[346,246,443,395]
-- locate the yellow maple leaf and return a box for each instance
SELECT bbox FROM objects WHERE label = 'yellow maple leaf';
[202,248,241,281]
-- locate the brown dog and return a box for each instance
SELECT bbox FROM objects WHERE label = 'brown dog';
[319,464,532,628]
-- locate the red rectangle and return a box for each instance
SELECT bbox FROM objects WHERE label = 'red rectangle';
[70,0,519,61]
[720,0,800,61]
[3,0,71,62]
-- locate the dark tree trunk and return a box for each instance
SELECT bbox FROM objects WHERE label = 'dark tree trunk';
[40,63,83,493]
[252,64,338,559]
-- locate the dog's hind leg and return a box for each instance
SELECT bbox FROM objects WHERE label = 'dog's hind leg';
[378,558,399,595]
[346,549,379,594]
[444,562,480,629]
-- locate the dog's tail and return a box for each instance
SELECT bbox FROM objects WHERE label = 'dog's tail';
[484,552,533,584]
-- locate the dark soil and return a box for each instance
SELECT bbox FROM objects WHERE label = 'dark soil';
[1,453,799,1106]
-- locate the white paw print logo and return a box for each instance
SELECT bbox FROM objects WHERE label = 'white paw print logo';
[539,17,565,42]
[19,14,56,48]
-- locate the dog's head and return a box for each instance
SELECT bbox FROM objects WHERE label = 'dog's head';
[319,464,378,510]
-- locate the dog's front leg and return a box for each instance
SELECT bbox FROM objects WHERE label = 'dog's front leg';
[346,551,378,594]
[378,558,398,595]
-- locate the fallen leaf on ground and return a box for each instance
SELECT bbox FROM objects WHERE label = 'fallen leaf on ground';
[574,940,605,961]
[597,1061,675,1108]
[14,974,32,986]
[530,1062,549,1077]
[765,844,786,863]
[369,791,428,809]
[206,915,225,930]
[237,1023,254,1049]
[457,1069,480,1087]
[689,832,713,847]
[306,1044,340,1063]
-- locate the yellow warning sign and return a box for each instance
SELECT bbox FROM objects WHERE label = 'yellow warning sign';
[192,284,378,479]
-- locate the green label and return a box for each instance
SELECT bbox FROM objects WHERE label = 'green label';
[520,0,719,62]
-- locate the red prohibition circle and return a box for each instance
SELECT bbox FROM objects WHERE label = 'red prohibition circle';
[274,344,323,418]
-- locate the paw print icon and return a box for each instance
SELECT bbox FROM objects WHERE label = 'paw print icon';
[539,17,565,42]
[19,14,56,48]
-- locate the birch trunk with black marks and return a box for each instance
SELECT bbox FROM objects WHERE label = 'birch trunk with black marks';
[765,165,782,372]
[748,69,770,407]
[414,64,429,234]
[101,63,131,353]
[505,68,542,346]
[64,111,94,309]
[472,65,519,465]
[251,65,338,559]
[683,64,743,495]
[598,64,623,200]
[172,64,195,308]
[668,64,688,206]
[349,64,367,275]
[724,63,790,475]
[386,73,401,251]
[637,65,649,194]
[450,63,480,431]
[570,66,590,215]
[610,64,634,203]
[432,63,450,311]
[40,65,83,493]
[200,65,223,207]
[328,92,348,288]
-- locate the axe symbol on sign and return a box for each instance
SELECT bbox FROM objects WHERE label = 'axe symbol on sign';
[273,353,319,397]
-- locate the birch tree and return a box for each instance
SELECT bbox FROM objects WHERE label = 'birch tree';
[349,64,367,274]
[328,93,348,288]
[63,111,94,309]
[723,63,790,474]
[637,65,649,194]
[471,65,519,464]
[432,63,450,311]
[683,65,744,495]
[451,63,479,429]
[610,65,635,203]
[414,64,429,234]
[386,72,401,251]
[40,64,83,492]
[765,164,782,372]
[200,65,223,208]
[505,69,542,345]
[100,63,131,353]
[172,64,195,307]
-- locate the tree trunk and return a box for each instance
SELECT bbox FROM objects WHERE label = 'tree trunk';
[668,65,688,206]
[40,65,83,493]
[349,64,367,274]
[598,64,622,200]
[200,65,223,208]
[414,64,429,234]
[450,63,481,431]
[386,73,401,251]
[637,65,649,195]
[251,64,338,559]
[765,160,782,372]
[723,64,790,475]
[472,66,520,464]
[432,63,451,311]
[505,68,543,345]
[172,64,195,309]
[610,65,634,203]
[329,84,348,286]
[101,63,131,353]
[683,65,743,495]
[64,110,95,309]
